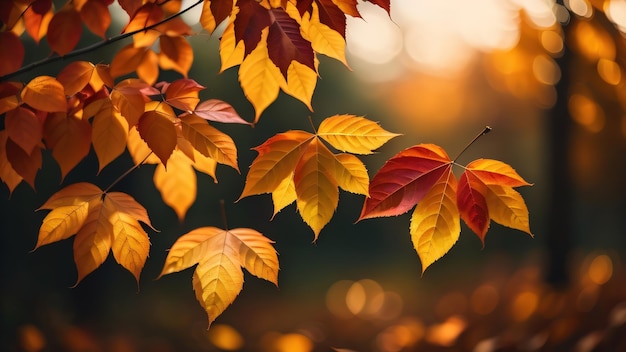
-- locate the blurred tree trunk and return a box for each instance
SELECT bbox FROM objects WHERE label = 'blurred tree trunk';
[545,2,573,286]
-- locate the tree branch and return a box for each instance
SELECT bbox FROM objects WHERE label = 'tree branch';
[0,0,203,82]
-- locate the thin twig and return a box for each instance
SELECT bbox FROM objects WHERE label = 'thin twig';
[452,126,492,162]
[103,152,153,194]
[220,199,229,230]
[0,0,204,82]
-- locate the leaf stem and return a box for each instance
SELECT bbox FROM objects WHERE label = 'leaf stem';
[220,200,229,230]
[0,0,204,82]
[453,126,492,162]
[307,116,318,134]
[103,152,153,194]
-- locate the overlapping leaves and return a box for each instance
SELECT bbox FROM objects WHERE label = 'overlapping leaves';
[158,226,279,326]
[35,182,154,286]
[239,114,399,239]
[359,143,533,272]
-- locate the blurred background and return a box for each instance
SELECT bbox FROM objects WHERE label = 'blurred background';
[2,0,626,351]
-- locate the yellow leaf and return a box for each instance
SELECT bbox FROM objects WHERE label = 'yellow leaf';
[317,114,400,154]
[192,149,218,182]
[154,150,197,221]
[158,226,279,326]
[271,173,296,218]
[104,192,152,285]
[239,130,314,198]
[238,27,286,122]
[179,114,239,171]
[283,60,317,111]
[410,167,459,273]
[36,203,91,249]
[38,182,103,209]
[329,153,369,196]
[484,184,532,236]
[92,104,129,172]
[73,200,113,285]
[21,76,67,113]
[219,19,245,73]
[294,138,339,239]
[301,3,349,67]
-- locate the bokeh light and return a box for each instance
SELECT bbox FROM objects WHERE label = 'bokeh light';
[207,324,244,351]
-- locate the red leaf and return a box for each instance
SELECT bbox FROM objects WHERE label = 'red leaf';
[192,99,250,125]
[47,6,82,55]
[234,0,271,55]
[80,0,111,38]
[267,8,315,76]
[457,171,489,243]
[367,0,391,15]
[316,0,347,37]
[6,138,41,188]
[0,32,24,76]
[211,0,233,28]
[32,0,52,14]
[359,144,452,220]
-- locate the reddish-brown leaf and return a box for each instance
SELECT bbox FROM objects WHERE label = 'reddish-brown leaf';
[21,76,67,113]
[367,0,391,15]
[23,1,52,44]
[44,113,92,179]
[159,35,193,77]
[192,99,250,125]
[0,131,23,193]
[138,110,177,166]
[80,0,111,38]
[110,44,150,79]
[118,0,143,17]
[57,61,96,96]
[164,78,205,111]
[5,107,43,155]
[0,82,23,115]
[457,171,489,243]
[359,144,452,220]
[234,0,271,55]
[0,32,25,77]
[6,138,41,188]
[316,0,346,37]
[200,0,233,34]
[47,6,82,55]
[267,8,315,76]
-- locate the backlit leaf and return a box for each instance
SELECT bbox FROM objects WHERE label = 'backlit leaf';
[410,167,459,273]
[159,35,194,77]
[329,153,369,196]
[318,114,400,154]
[138,110,177,166]
[92,104,129,172]
[316,0,346,37]
[284,60,317,111]
[39,182,103,210]
[164,79,205,111]
[43,113,92,179]
[73,200,112,285]
[267,7,315,76]
[127,127,161,165]
[37,204,91,249]
[23,2,52,44]
[0,131,23,193]
[294,138,339,238]
[0,82,23,115]
[154,149,196,221]
[457,171,489,243]
[193,99,250,125]
[239,130,314,198]
[158,226,278,326]
[57,61,96,96]
[234,0,271,55]
[465,159,532,187]
[21,76,67,113]
[271,173,296,217]
[5,139,41,188]
[80,0,111,38]
[47,6,82,55]
[359,144,451,220]
[330,0,360,17]
[219,19,245,72]
[179,114,239,171]
[110,44,150,79]
[200,0,233,34]
[5,107,43,155]
[484,184,532,236]
[301,3,348,66]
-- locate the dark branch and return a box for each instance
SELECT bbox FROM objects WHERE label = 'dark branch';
[0,0,203,82]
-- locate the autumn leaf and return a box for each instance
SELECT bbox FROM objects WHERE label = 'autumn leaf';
[21,76,67,113]
[0,131,23,193]
[359,140,532,272]
[192,99,250,125]
[0,32,24,76]
[80,0,111,38]
[159,35,194,77]
[43,113,92,180]
[35,183,154,285]
[240,115,397,239]
[92,102,129,172]
[179,114,239,171]
[5,107,43,155]
[163,78,204,112]
[158,226,279,326]
[47,6,82,55]
[137,109,177,166]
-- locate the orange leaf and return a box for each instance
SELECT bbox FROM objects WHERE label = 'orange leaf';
[47,6,82,55]
[43,113,92,179]
[0,131,23,193]
[92,103,129,172]
[136,49,160,85]
[21,76,67,113]
[80,0,111,38]
[0,82,23,115]
[23,1,53,44]
[410,166,459,273]
[123,2,163,33]
[137,110,177,166]
[239,130,314,198]
[57,61,96,96]
[105,192,152,285]
[0,31,24,76]
[158,226,278,326]
[193,99,250,125]
[271,173,296,217]
[110,44,150,79]
[457,171,489,243]
[127,126,161,165]
[465,159,532,187]
[73,200,112,285]
[179,114,239,171]
[39,182,103,210]
[111,79,158,127]
[159,35,194,77]
[5,107,43,155]
[153,149,197,221]
[5,138,41,188]
[164,79,205,111]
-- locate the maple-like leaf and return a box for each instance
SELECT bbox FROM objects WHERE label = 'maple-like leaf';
[240,115,397,239]
[359,142,532,272]
[158,226,279,327]
[35,183,154,286]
